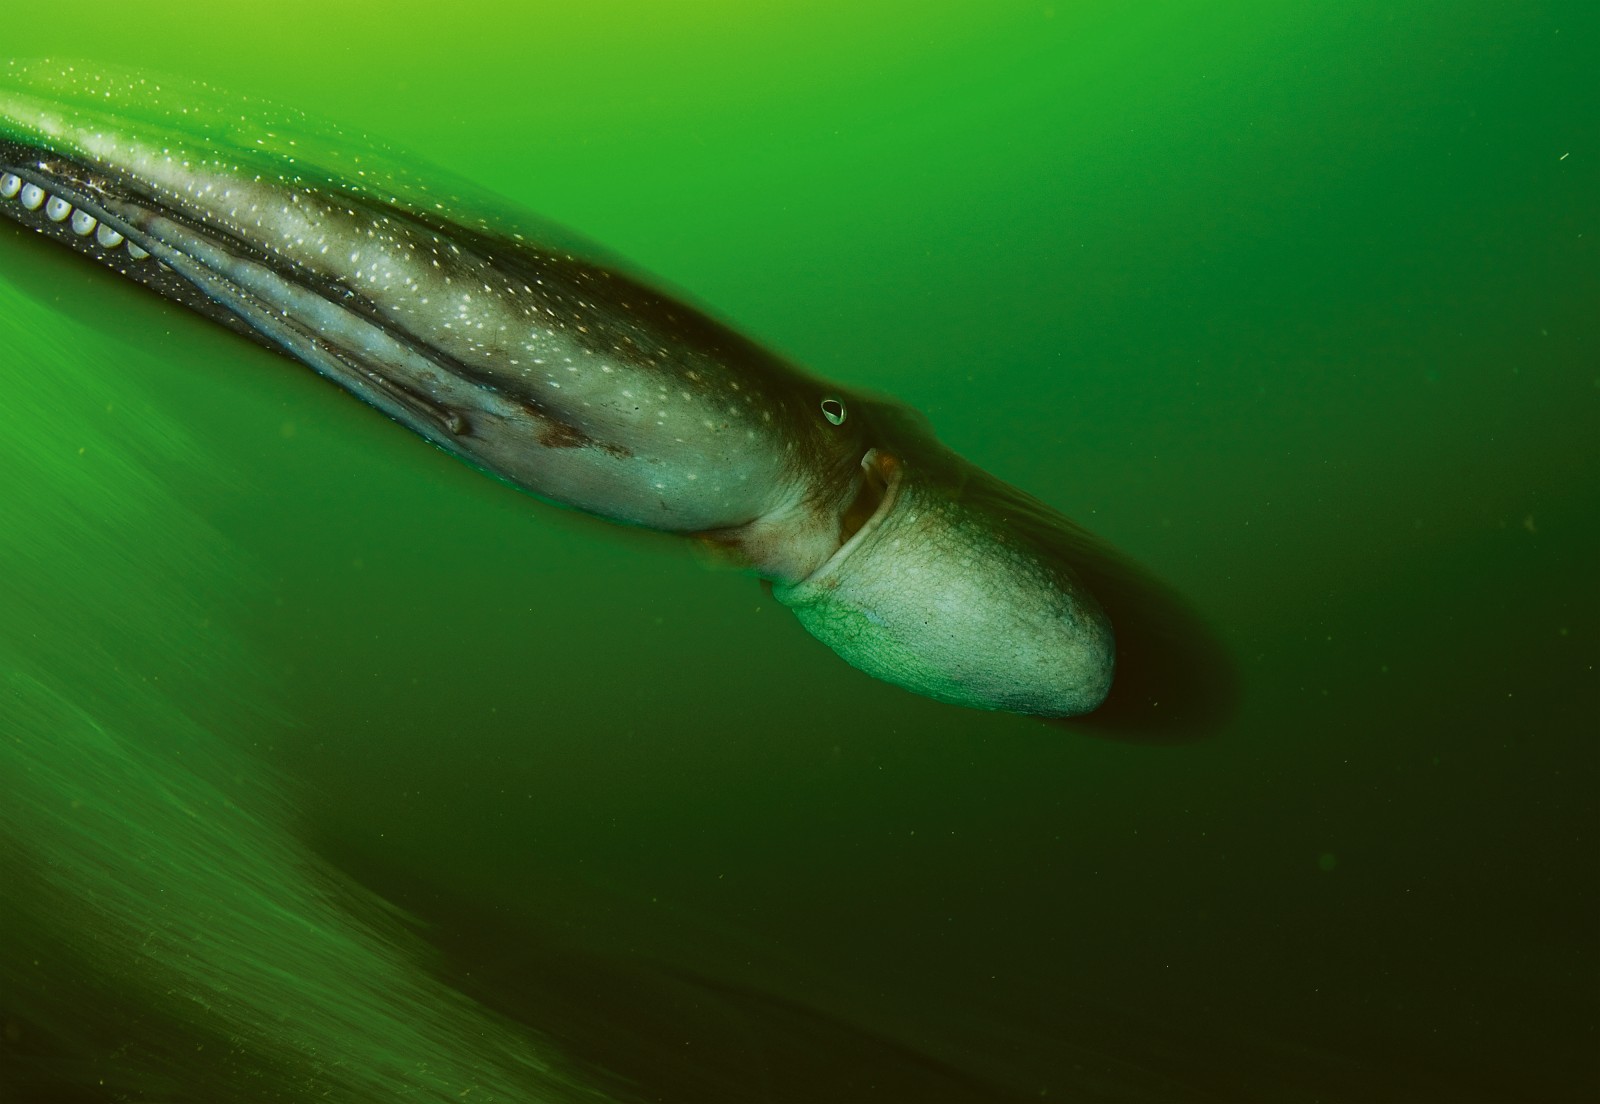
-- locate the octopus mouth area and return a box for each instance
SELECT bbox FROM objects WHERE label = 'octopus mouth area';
[818,448,901,580]
[0,138,476,439]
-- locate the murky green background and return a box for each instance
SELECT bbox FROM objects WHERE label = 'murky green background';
[2,2,1596,1100]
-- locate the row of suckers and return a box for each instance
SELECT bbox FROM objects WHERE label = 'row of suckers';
[1,169,149,258]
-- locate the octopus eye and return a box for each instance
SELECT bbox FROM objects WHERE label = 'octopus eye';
[820,397,847,426]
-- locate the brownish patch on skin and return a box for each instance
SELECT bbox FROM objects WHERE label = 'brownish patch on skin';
[528,407,633,459]
[691,529,757,571]
[537,419,589,450]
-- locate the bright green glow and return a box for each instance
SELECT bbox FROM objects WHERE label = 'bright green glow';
[0,279,598,1100]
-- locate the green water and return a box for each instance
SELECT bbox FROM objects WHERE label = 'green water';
[2,3,1596,1100]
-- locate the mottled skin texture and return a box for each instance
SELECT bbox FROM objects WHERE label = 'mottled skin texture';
[1,60,1231,721]
[0,64,866,583]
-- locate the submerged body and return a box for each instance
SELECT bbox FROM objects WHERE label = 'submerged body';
[0,60,1228,721]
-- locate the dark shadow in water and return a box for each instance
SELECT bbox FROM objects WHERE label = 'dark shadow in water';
[311,840,1019,1102]
[396,875,1208,1104]
[485,953,1013,1103]
[1051,543,1239,742]
[860,396,1239,744]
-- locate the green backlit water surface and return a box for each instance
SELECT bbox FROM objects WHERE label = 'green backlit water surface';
[2,3,1596,1100]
